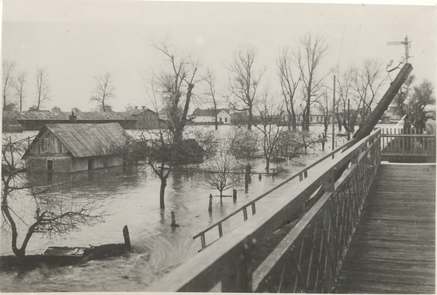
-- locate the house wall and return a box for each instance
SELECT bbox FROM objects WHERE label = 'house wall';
[27,155,124,172]
[71,156,124,172]
[192,115,214,123]
[217,111,231,124]
[132,110,163,129]
[26,155,73,172]
[28,130,69,156]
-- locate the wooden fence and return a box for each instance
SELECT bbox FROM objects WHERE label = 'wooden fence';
[148,129,382,292]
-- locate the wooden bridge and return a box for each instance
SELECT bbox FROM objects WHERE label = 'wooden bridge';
[148,129,435,293]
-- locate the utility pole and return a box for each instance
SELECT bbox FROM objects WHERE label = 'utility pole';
[332,75,336,150]
[387,35,412,64]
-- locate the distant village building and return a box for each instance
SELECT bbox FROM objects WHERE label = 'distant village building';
[125,106,167,129]
[15,107,166,131]
[23,123,130,172]
[2,111,23,132]
[17,110,135,130]
[191,108,231,124]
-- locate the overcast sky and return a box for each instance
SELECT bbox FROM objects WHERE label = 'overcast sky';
[2,0,436,112]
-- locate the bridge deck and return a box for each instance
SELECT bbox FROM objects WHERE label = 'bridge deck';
[336,163,435,293]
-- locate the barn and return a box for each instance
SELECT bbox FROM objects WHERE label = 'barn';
[23,123,130,172]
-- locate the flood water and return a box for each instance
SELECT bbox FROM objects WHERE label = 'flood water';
[0,125,350,291]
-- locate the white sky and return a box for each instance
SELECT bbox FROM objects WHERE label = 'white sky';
[2,0,436,111]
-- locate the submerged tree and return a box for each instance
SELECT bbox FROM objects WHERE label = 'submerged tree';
[229,48,263,130]
[296,34,328,131]
[2,60,15,110]
[205,69,219,130]
[351,59,386,122]
[155,44,199,146]
[34,68,50,111]
[14,72,26,112]
[278,48,300,131]
[256,97,284,172]
[206,151,238,200]
[90,72,115,112]
[1,139,100,257]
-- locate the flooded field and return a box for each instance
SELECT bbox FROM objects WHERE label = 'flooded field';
[0,124,354,291]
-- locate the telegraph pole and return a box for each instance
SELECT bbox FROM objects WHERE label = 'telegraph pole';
[387,35,412,64]
[332,75,336,150]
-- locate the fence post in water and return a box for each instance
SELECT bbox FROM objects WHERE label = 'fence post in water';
[232,189,237,203]
[171,211,178,227]
[258,173,262,181]
[123,225,131,251]
[244,164,251,193]
[208,194,213,213]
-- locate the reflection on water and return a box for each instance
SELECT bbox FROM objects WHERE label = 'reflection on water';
[0,126,348,291]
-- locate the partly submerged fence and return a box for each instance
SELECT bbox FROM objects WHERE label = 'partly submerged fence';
[148,129,382,292]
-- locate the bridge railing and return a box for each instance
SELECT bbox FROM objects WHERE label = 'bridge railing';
[148,129,382,292]
[380,128,436,161]
[193,141,348,251]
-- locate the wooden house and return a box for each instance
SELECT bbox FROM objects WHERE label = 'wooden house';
[124,107,168,129]
[23,123,130,172]
[191,108,231,125]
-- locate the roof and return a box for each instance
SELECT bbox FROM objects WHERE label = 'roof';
[29,123,130,158]
[17,111,132,121]
[192,108,230,117]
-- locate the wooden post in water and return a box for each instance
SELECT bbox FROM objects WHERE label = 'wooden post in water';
[171,211,178,227]
[208,194,213,213]
[123,225,131,251]
[244,164,251,193]
[232,189,237,203]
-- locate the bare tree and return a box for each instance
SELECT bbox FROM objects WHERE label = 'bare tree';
[313,90,330,150]
[14,72,26,112]
[296,34,328,131]
[1,139,99,257]
[91,72,115,112]
[351,59,386,122]
[205,69,219,130]
[336,68,356,136]
[2,61,15,109]
[207,151,238,200]
[256,96,284,172]
[278,48,300,131]
[229,48,263,130]
[34,68,50,111]
[155,44,199,146]
[147,129,174,210]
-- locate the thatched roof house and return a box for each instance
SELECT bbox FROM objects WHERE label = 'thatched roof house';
[24,123,130,172]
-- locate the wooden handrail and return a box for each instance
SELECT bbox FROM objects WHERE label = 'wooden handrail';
[192,141,351,249]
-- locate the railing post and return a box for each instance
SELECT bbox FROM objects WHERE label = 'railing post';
[242,207,248,221]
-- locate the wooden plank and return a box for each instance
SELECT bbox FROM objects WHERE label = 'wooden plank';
[336,164,435,293]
